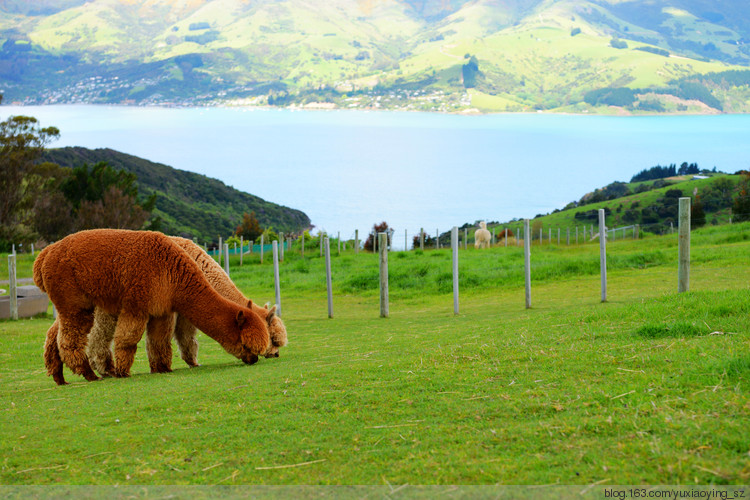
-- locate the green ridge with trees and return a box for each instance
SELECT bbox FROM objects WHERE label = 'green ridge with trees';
[447,166,750,246]
[41,147,311,246]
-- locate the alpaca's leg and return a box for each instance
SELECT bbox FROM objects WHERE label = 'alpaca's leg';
[87,309,118,377]
[43,320,66,386]
[146,314,175,374]
[112,313,148,378]
[173,313,200,367]
[57,311,100,382]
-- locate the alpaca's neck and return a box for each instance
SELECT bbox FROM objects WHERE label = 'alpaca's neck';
[172,268,242,352]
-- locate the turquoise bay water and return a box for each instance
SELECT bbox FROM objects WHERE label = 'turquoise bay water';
[3,105,749,241]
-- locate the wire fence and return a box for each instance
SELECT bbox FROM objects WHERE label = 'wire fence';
[211,202,748,320]
[3,206,748,320]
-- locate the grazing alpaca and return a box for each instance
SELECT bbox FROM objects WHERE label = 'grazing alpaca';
[34,229,270,385]
[474,221,492,249]
[85,236,288,376]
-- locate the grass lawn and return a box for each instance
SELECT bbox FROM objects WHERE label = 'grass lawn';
[1,223,749,487]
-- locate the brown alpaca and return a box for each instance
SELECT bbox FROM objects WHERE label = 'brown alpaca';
[34,229,270,385]
[85,236,288,375]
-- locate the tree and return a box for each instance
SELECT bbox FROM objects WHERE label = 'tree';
[235,211,263,241]
[60,161,156,231]
[29,161,76,241]
[364,221,391,252]
[691,195,706,228]
[61,161,141,209]
[462,56,479,89]
[0,114,60,248]
[76,185,152,230]
[732,172,750,222]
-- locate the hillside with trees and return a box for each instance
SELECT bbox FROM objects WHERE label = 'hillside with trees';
[41,147,311,245]
[446,165,750,246]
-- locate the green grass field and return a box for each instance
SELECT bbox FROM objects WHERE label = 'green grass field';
[1,223,749,486]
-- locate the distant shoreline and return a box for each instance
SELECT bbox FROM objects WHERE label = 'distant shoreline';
[1,102,738,118]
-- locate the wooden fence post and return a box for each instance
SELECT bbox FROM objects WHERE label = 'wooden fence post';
[355,230,359,255]
[420,228,424,251]
[379,232,388,318]
[599,209,607,303]
[320,232,324,257]
[325,237,333,318]
[524,219,531,309]
[273,241,281,317]
[224,243,230,276]
[337,232,341,256]
[464,228,468,250]
[452,226,459,315]
[405,229,408,251]
[557,228,560,245]
[8,254,18,320]
[436,229,439,249]
[566,227,570,246]
[240,236,244,266]
[634,224,639,239]
[279,232,284,261]
[576,226,579,244]
[260,234,264,264]
[678,197,691,293]
[218,237,223,265]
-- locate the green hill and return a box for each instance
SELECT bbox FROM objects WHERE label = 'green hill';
[42,147,311,244]
[447,171,746,245]
[1,0,749,113]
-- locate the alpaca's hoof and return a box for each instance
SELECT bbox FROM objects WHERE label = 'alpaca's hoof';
[188,364,201,368]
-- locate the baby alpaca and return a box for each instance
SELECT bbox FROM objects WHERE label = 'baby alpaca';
[35,229,270,385]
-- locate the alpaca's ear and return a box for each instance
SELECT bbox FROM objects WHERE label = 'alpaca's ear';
[235,310,246,327]
[246,299,253,308]
[266,305,277,325]
[264,302,270,310]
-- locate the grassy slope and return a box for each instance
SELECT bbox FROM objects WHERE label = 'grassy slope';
[482,174,741,239]
[1,222,749,485]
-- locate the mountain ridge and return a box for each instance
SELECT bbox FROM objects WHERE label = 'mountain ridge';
[2,0,749,112]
